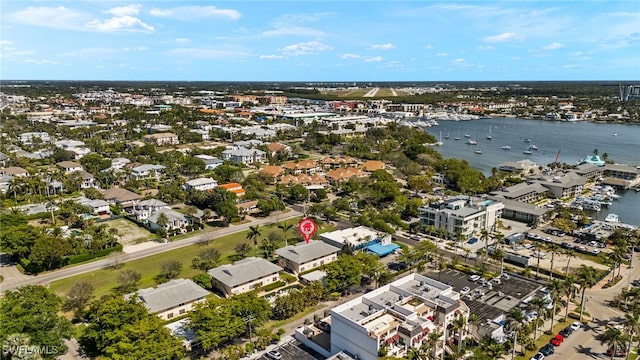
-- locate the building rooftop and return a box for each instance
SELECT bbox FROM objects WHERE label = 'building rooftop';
[208,257,283,288]
[132,279,209,313]
[275,240,341,264]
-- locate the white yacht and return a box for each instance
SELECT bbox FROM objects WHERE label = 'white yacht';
[501,145,511,150]
[604,213,619,223]
[529,144,538,150]
[467,138,477,145]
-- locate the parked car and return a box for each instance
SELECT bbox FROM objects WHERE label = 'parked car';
[468,274,481,282]
[550,334,564,346]
[631,279,640,288]
[570,321,582,331]
[467,237,478,244]
[266,350,283,360]
[460,286,471,294]
[559,327,572,338]
[539,344,555,356]
[606,347,626,357]
[530,352,545,360]
[591,249,601,255]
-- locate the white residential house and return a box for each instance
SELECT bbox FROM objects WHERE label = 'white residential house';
[56,161,84,174]
[134,199,169,220]
[147,208,192,234]
[275,240,341,274]
[103,187,142,213]
[72,170,96,189]
[110,157,131,170]
[185,177,218,192]
[54,139,91,159]
[221,146,266,165]
[127,279,209,321]
[19,132,51,145]
[194,155,223,170]
[189,129,210,141]
[77,197,111,215]
[131,164,166,180]
[208,257,283,297]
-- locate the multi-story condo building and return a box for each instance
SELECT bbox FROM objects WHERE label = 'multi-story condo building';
[418,196,504,240]
[328,273,469,360]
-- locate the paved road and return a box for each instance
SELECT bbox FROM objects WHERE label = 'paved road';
[1,210,302,292]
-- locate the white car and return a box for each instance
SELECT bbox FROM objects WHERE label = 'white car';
[266,350,283,360]
[570,321,582,331]
[530,352,545,360]
[468,274,481,282]
[460,286,471,294]
[591,249,601,255]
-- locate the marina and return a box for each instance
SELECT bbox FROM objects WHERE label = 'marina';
[424,117,640,226]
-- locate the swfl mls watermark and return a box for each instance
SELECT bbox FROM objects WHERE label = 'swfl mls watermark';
[2,345,61,357]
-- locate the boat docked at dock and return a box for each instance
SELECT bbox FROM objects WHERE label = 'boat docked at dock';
[605,213,619,223]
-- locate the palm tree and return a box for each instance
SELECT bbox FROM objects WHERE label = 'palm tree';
[529,297,547,340]
[453,314,467,352]
[548,279,564,333]
[246,225,262,256]
[611,245,627,278]
[278,222,293,247]
[576,265,598,321]
[156,212,169,229]
[621,313,640,360]
[480,228,491,252]
[564,249,576,276]
[600,326,629,360]
[506,308,525,360]
[563,275,576,321]
[425,330,442,360]
[548,243,560,279]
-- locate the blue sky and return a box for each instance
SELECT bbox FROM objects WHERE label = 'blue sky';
[1,1,639,81]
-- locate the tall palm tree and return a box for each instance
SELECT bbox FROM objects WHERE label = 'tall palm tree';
[425,330,442,360]
[600,326,630,360]
[611,246,627,278]
[548,279,564,333]
[480,228,491,252]
[247,225,262,256]
[278,222,293,247]
[563,275,576,321]
[576,265,598,321]
[529,297,547,340]
[621,313,640,360]
[506,308,525,360]
[564,249,576,276]
[453,314,467,352]
[548,243,560,279]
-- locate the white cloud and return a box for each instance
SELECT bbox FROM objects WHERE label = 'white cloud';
[123,46,148,51]
[166,47,249,59]
[363,56,383,62]
[105,4,141,17]
[24,59,58,65]
[436,52,448,57]
[262,26,324,37]
[341,53,360,59]
[259,54,284,59]
[175,38,191,43]
[274,12,334,25]
[0,40,13,46]
[10,6,87,31]
[86,16,154,33]
[281,41,332,56]
[150,6,240,20]
[371,43,394,50]
[60,48,116,57]
[542,42,565,50]
[10,6,153,33]
[481,32,524,43]
[424,44,434,50]
[477,45,495,50]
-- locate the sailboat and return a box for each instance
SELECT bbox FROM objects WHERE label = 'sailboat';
[444,130,450,139]
[486,126,492,140]
[454,131,460,140]
[435,131,444,146]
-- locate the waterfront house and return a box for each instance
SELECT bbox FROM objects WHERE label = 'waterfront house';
[535,172,586,199]
[127,279,209,320]
[208,257,283,297]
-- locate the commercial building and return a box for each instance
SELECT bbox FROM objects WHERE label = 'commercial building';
[298,273,469,360]
[418,196,504,240]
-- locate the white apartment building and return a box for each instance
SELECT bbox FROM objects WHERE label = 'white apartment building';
[128,279,209,321]
[418,196,504,240]
[208,257,283,297]
[221,146,266,165]
[275,240,341,274]
[327,273,469,360]
[185,177,218,192]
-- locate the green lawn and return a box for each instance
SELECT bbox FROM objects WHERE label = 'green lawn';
[49,218,334,299]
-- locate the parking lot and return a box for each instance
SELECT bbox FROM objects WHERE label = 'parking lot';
[426,268,545,324]
[257,340,321,360]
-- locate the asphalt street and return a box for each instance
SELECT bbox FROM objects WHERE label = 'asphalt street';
[0,209,302,292]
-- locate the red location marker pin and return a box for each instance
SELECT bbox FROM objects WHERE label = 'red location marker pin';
[297,218,317,244]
